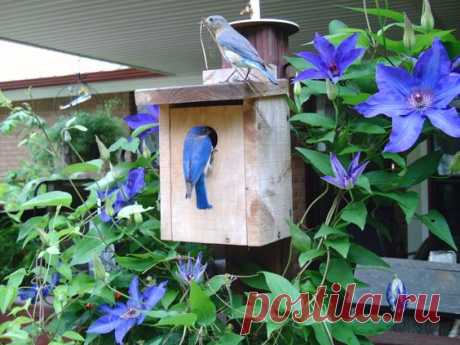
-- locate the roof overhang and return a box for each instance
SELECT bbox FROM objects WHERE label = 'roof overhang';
[0,1,459,79]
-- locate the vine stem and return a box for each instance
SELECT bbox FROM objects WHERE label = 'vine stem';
[295,191,343,281]
[282,184,329,277]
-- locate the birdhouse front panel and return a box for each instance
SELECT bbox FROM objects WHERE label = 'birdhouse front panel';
[137,81,292,247]
[165,104,248,245]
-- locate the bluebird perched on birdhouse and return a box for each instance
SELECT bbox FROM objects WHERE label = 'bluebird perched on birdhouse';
[183,126,215,209]
[205,15,278,85]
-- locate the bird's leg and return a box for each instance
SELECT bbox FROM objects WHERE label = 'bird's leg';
[224,68,238,83]
[243,68,251,81]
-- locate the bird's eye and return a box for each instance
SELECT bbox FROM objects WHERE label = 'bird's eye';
[209,17,214,22]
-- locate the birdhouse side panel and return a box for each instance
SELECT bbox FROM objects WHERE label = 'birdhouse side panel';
[244,97,293,246]
[168,105,247,245]
[159,105,172,240]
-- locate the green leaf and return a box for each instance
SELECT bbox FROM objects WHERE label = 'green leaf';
[314,224,348,239]
[365,171,401,191]
[290,112,335,129]
[331,322,360,345]
[340,201,367,230]
[132,123,157,137]
[356,175,372,194]
[296,148,332,176]
[109,137,140,153]
[289,221,312,252]
[383,153,406,169]
[21,191,72,210]
[298,248,326,267]
[376,191,419,223]
[418,210,457,251]
[205,275,228,296]
[348,243,389,268]
[62,331,85,342]
[262,272,300,301]
[449,151,460,173]
[62,159,103,176]
[210,332,244,345]
[189,282,216,326]
[116,254,160,272]
[325,238,350,258]
[161,289,179,309]
[346,6,404,22]
[285,55,313,71]
[329,19,348,35]
[0,285,17,313]
[312,323,333,345]
[322,258,354,286]
[156,313,197,326]
[69,238,105,266]
[6,268,26,288]
[399,151,442,188]
[350,319,393,336]
[349,121,385,134]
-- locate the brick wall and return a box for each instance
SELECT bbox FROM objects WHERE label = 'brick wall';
[0,92,134,178]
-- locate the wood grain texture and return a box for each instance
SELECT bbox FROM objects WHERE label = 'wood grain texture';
[168,105,247,245]
[244,97,293,246]
[354,257,460,315]
[370,331,460,345]
[159,105,172,240]
[135,80,288,106]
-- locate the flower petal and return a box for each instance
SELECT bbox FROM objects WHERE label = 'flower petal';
[426,107,460,137]
[414,38,451,88]
[129,276,142,308]
[338,48,365,75]
[336,33,359,56]
[433,74,460,108]
[98,303,127,316]
[143,281,167,310]
[292,68,327,82]
[355,90,411,118]
[123,168,145,199]
[114,318,136,345]
[296,51,326,70]
[350,161,369,185]
[87,315,122,335]
[384,113,425,153]
[321,176,345,189]
[330,153,348,182]
[313,33,335,65]
[375,64,415,97]
[348,152,361,173]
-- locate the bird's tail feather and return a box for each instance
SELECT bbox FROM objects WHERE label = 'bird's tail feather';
[259,64,278,85]
[185,181,193,199]
[195,175,212,209]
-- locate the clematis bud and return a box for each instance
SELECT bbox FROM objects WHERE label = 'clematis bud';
[63,130,72,143]
[403,13,416,51]
[326,79,337,101]
[421,0,434,32]
[134,212,143,224]
[386,274,408,312]
[92,254,107,281]
[293,78,302,97]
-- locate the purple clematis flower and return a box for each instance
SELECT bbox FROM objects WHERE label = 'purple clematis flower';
[97,168,145,222]
[177,252,207,285]
[386,274,408,312]
[124,105,159,140]
[355,39,460,153]
[452,56,460,74]
[87,276,167,345]
[321,152,368,190]
[19,273,60,303]
[293,33,365,84]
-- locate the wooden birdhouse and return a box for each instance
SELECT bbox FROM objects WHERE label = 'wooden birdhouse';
[136,80,293,246]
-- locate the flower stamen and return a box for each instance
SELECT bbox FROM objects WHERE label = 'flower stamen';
[121,308,141,319]
[409,90,433,109]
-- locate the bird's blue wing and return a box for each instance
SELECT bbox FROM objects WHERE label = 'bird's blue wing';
[217,28,264,65]
[183,134,213,185]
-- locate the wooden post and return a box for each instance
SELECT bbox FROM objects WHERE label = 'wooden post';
[223,18,302,275]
